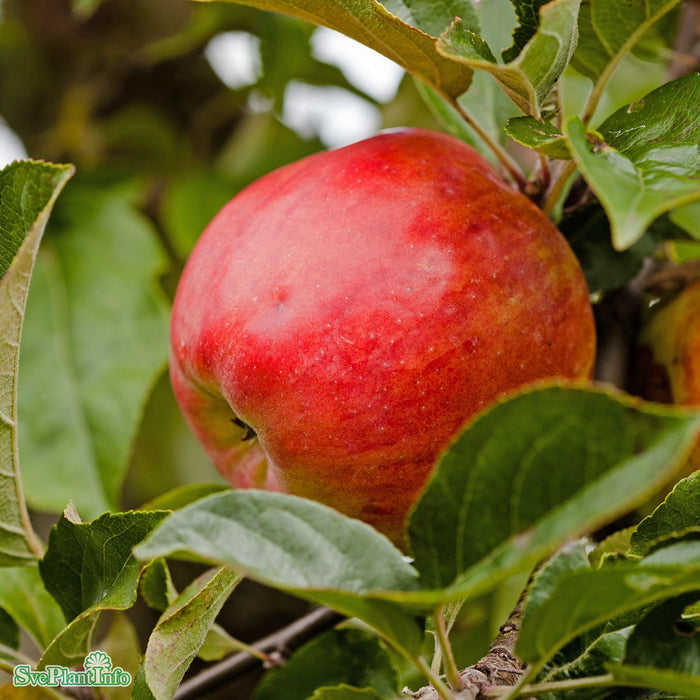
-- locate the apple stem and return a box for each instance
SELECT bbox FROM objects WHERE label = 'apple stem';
[542,160,578,219]
[447,96,528,192]
[538,154,551,196]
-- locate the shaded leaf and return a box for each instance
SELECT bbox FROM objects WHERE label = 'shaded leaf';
[18,177,170,517]
[517,540,700,671]
[97,613,140,700]
[0,607,19,654]
[572,0,682,82]
[611,665,700,697]
[505,116,571,158]
[136,566,240,700]
[437,0,580,116]
[306,688,385,700]
[253,628,399,700]
[622,593,700,671]
[201,0,474,98]
[502,0,551,62]
[409,385,700,594]
[0,160,73,566]
[565,75,700,250]
[630,471,700,557]
[560,205,658,293]
[37,509,167,668]
[139,558,177,612]
[536,626,633,696]
[0,566,64,651]
[138,483,230,512]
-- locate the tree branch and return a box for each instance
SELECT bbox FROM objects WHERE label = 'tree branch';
[405,601,526,700]
[173,607,345,700]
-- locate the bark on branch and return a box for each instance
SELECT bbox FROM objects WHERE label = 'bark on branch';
[404,602,527,700]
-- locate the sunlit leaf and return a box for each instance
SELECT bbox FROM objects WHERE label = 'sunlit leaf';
[505,116,571,158]
[198,0,474,98]
[381,0,480,38]
[134,490,424,654]
[0,160,73,566]
[408,385,700,594]
[135,567,241,700]
[630,471,700,557]
[37,509,167,668]
[572,0,682,82]
[436,0,580,116]
[565,75,700,250]
[517,541,700,671]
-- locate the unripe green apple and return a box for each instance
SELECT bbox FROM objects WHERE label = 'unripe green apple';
[635,280,700,472]
[170,129,596,544]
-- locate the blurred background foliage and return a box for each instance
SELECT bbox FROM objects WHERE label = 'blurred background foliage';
[0,0,447,515]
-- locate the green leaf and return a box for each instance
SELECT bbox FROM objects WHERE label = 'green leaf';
[201,0,473,98]
[572,0,682,82]
[133,491,424,654]
[135,491,419,593]
[408,385,700,593]
[0,608,19,655]
[670,200,700,240]
[139,558,178,612]
[306,688,385,700]
[0,160,73,566]
[160,171,236,260]
[437,0,580,116]
[611,665,700,698]
[0,566,65,651]
[565,74,700,250]
[18,177,170,517]
[505,116,571,158]
[138,483,230,512]
[502,0,551,61]
[39,507,168,622]
[537,626,632,692]
[610,593,700,697]
[253,628,399,700]
[136,566,241,700]
[37,509,167,668]
[622,593,700,670]
[197,623,243,662]
[560,204,658,293]
[629,471,700,557]
[380,0,480,38]
[516,540,700,672]
[520,543,633,687]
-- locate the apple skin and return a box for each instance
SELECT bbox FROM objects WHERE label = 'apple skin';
[634,280,700,472]
[170,128,596,544]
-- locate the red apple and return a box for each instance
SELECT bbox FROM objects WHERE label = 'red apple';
[170,128,596,544]
[634,280,700,473]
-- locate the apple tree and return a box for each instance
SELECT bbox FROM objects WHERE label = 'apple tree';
[0,1,699,699]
